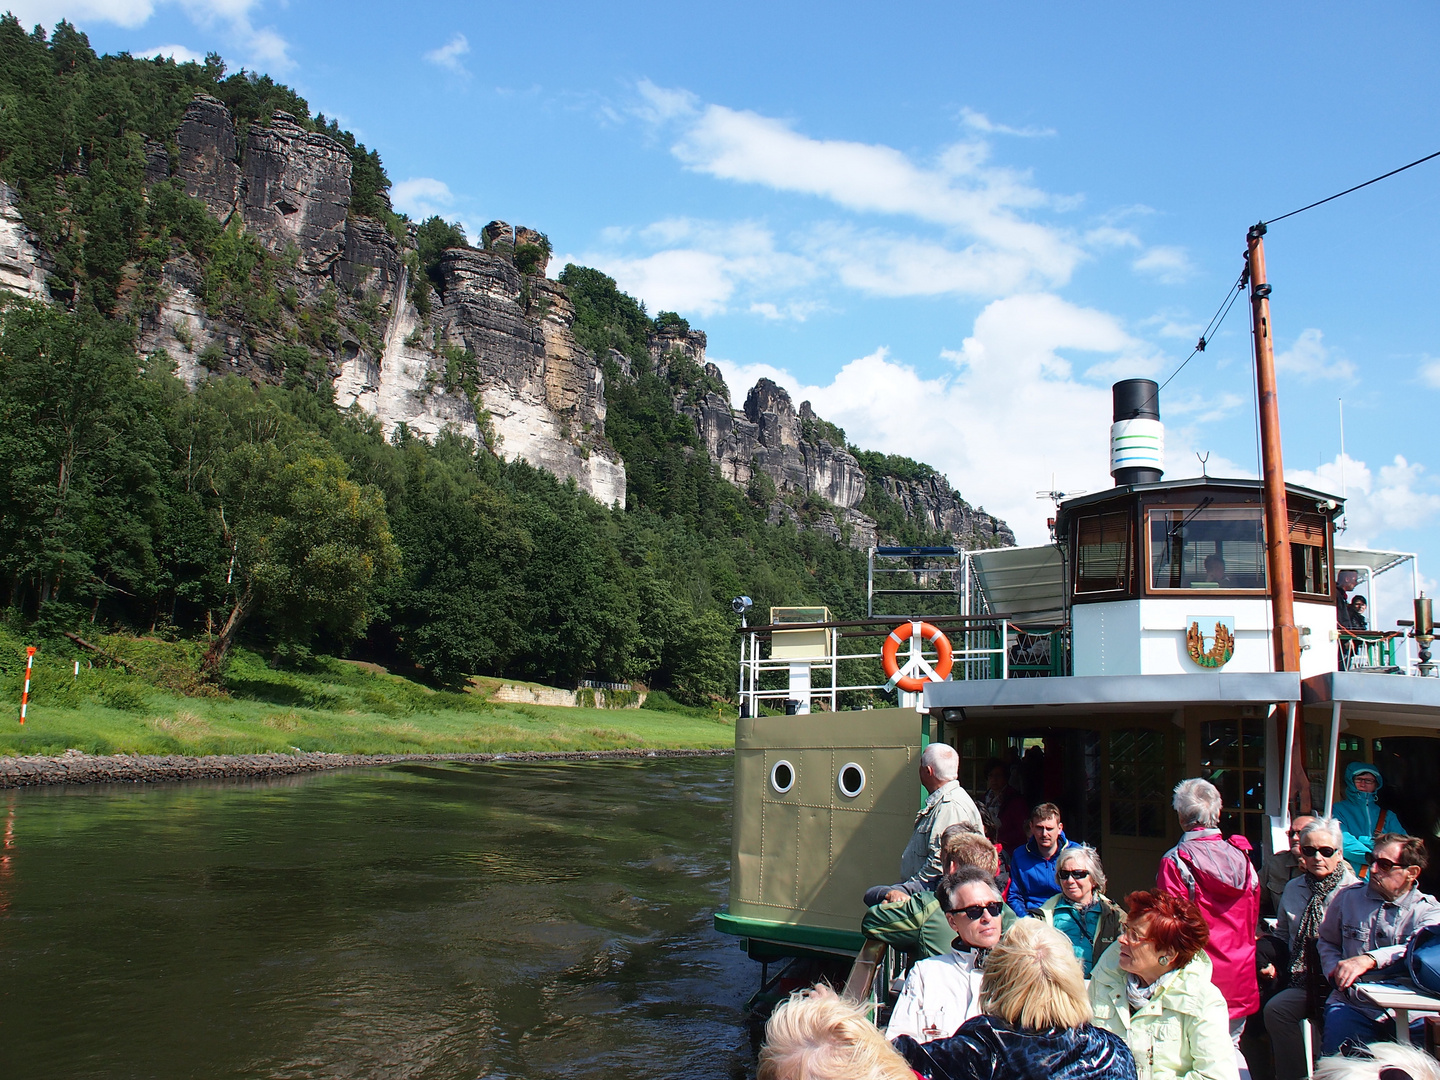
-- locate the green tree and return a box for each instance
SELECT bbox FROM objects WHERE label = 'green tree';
[0,301,167,616]
[173,379,398,675]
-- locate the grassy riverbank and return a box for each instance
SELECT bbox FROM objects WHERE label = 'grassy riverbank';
[0,631,735,757]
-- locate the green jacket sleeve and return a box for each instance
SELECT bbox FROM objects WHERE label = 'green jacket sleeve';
[861,893,951,959]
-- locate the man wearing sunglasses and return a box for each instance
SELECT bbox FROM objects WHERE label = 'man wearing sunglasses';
[1262,814,1316,915]
[885,865,1005,1045]
[1317,834,1440,1054]
[1262,818,1354,1080]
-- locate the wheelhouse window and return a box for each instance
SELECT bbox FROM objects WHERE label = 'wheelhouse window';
[1147,506,1267,592]
[1289,510,1331,598]
[1075,511,1130,594]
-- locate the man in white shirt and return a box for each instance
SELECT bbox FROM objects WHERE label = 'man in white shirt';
[885,865,1004,1043]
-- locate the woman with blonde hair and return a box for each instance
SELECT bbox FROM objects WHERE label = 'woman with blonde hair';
[893,919,1137,1079]
[758,984,914,1080]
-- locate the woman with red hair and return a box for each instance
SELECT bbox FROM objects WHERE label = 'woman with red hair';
[1088,891,1239,1080]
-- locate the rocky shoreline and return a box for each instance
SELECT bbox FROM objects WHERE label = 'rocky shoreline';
[0,747,733,788]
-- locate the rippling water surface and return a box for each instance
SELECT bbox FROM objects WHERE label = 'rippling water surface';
[0,756,754,1079]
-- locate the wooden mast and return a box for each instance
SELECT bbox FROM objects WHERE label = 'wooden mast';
[1247,222,1311,813]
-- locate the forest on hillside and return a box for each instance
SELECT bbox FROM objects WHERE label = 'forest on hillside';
[0,19,929,701]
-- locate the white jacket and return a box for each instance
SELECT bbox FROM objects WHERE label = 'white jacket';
[884,946,984,1044]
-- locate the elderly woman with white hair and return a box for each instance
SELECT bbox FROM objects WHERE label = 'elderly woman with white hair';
[1262,817,1355,1080]
[1156,778,1261,1055]
[1036,844,1124,977]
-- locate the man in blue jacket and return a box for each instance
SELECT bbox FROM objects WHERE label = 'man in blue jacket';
[1005,802,1074,916]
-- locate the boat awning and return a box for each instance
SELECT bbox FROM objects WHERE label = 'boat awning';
[1334,546,1415,577]
[924,672,1300,717]
[969,545,1065,622]
[1302,672,1440,728]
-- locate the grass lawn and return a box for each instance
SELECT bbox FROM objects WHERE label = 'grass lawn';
[0,630,736,757]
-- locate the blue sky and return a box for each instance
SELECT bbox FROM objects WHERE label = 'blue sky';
[13,2,1440,622]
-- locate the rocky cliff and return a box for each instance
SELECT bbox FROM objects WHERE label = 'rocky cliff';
[130,94,625,504]
[653,331,1012,550]
[0,90,1011,548]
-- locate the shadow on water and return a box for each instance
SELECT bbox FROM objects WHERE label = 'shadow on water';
[0,757,757,1080]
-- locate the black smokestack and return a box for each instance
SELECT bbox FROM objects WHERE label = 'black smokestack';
[1110,379,1164,486]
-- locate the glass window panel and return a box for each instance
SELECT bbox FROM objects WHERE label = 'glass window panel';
[1148,506,1267,591]
[1137,803,1164,837]
[1077,511,1130,593]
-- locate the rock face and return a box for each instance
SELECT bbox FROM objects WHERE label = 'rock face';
[240,112,352,274]
[434,248,624,504]
[333,217,402,297]
[666,336,1010,549]
[0,181,49,300]
[176,94,239,218]
[0,90,1012,542]
[878,475,1016,548]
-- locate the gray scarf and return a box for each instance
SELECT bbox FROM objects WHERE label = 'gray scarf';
[1290,868,1348,979]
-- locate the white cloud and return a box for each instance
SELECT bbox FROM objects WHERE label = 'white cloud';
[136,42,205,62]
[1275,328,1356,381]
[634,78,698,124]
[9,0,155,28]
[1288,453,1440,547]
[392,177,455,218]
[648,91,1083,288]
[566,217,815,317]
[1418,357,1440,389]
[959,107,1056,138]
[1085,226,1142,249]
[714,294,1165,542]
[1132,245,1195,284]
[424,33,469,73]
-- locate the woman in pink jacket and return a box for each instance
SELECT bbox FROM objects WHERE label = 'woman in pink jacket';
[1157,779,1260,1062]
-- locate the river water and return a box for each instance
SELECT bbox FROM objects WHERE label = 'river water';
[0,756,756,1079]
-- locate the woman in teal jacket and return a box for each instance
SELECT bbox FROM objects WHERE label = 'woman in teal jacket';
[1332,763,1406,871]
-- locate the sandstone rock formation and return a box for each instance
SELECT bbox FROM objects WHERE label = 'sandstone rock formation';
[0,181,50,301]
[176,94,239,218]
[0,90,1013,545]
[656,330,1010,549]
[239,112,351,274]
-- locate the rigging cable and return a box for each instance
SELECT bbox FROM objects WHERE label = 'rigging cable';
[1138,272,1247,416]
[1264,148,1440,225]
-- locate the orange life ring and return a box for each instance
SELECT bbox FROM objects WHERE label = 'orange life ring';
[881,621,954,693]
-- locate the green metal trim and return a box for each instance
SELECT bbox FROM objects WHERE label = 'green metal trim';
[713,909,867,954]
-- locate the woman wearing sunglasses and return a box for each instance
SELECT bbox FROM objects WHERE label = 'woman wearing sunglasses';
[1036,844,1124,977]
[1089,890,1240,1080]
[886,865,1006,1044]
[1261,818,1354,1080]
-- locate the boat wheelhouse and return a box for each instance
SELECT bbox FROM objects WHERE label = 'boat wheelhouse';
[715,379,1440,1006]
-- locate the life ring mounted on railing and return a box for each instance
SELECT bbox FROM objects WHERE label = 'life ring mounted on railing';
[881,620,954,693]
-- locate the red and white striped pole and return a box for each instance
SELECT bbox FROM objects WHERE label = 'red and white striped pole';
[19,646,35,724]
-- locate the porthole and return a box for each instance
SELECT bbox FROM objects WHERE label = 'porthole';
[838,762,866,799]
[770,759,795,794]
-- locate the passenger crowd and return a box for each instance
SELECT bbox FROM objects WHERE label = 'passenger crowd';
[757,743,1440,1080]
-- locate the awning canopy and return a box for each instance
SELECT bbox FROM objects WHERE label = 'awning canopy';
[1334,546,1415,578]
[925,671,1300,717]
[1302,671,1440,729]
[969,545,1065,623]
